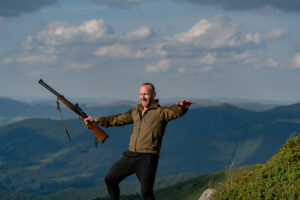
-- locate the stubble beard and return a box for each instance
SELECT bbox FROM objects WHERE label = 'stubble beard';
[141,98,154,109]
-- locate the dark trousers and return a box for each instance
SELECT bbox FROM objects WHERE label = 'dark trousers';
[105,151,159,200]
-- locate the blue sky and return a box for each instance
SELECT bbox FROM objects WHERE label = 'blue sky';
[1,0,300,102]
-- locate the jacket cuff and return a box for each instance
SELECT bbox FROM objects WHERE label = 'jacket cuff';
[95,117,109,127]
[177,104,188,114]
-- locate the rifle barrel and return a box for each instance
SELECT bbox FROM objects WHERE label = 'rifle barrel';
[38,79,62,98]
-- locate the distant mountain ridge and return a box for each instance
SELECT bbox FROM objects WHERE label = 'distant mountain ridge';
[1,102,300,196]
[0,96,280,127]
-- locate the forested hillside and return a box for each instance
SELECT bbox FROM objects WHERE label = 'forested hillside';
[0,102,300,198]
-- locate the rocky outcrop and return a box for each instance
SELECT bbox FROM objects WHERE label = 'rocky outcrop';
[199,188,216,200]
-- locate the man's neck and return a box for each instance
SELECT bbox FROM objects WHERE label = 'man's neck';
[143,105,151,112]
[142,100,154,114]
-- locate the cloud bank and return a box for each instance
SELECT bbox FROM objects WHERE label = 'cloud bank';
[7,15,293,76]
[18,18,161,71]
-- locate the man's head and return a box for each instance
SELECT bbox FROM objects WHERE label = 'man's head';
[139,83,156,109]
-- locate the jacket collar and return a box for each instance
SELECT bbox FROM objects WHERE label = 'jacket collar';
[136,99,160,110]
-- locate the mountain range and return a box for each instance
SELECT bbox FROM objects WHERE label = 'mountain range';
[0,97,300,198]
[0,96,278,126]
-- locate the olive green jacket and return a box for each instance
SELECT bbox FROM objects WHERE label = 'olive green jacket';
[95,100,188,154]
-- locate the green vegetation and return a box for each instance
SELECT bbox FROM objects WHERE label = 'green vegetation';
[214,134,300,200]
[154,165,256,200]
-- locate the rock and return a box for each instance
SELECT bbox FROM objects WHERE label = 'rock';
[199,188,217,200]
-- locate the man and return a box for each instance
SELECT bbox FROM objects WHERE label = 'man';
[84,83,193,200]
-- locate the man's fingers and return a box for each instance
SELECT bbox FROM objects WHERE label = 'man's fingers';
[177,100,193,108]
[84,116,95,125]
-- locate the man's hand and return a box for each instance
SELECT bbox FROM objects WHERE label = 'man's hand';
[176,99,194,109]
[84,116,96,129]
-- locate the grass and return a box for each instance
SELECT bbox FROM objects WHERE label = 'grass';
[214,134,300,200]
[154,165,256,200]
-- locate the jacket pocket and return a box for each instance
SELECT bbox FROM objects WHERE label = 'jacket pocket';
[151,131,161,151]
[151,131,156,144]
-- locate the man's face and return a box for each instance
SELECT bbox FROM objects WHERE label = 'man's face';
[139,85,156,108]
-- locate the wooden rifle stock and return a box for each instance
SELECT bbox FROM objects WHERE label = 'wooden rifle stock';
[39,79,109,143]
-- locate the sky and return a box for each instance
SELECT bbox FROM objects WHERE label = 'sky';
[1,0,300,102]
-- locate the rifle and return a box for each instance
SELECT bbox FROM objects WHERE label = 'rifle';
[38,79,109,144]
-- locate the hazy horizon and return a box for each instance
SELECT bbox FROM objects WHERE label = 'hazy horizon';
[2,94,298,105]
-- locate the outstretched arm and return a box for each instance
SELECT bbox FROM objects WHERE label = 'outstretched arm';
[84,109,134,128]
[162,99,193,121]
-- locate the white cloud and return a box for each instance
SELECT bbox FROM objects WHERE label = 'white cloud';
[17,15,291,76]
[1,57,13,64]
[63,62,94,70]
[22,18,158,66]
[199,53,217,65]
[266,58,280,68]
[17,55,58,64]
[292,52,300,69]
[199,66,212,72]
[164,15,288,60]
[28,19,155,48]
[232,51,251,61]
[172,19,211,44]
[134,43,168,58]
[264,29,288,40]
[146,59,171,72]
[178,67,185,73]
[165,15,264,55]
[254,58,280,69]
[249,53,300,70]
[245,32,261,45]
[177,62,213,75]
[94,42,166,59]
[156,15,293,75]
[153,43,168,57]
[121,26,153,42]
[94,43,138,58]
[27,19,114,47]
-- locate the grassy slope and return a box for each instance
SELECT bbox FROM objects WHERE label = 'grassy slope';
[154,165,256,200]
[214,134,300,200]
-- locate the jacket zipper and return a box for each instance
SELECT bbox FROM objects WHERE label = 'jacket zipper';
[134,108,152,152]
